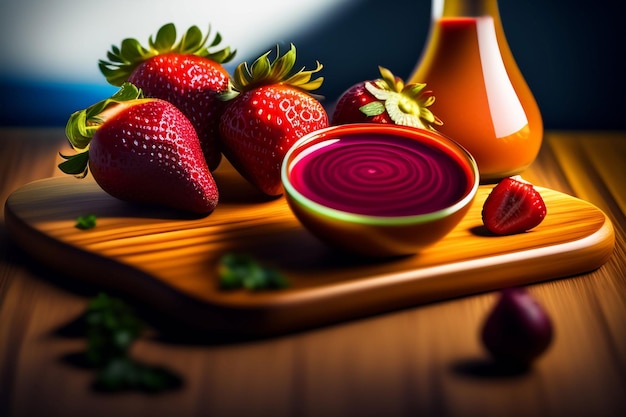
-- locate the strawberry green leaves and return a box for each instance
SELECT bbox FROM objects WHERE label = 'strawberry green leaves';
[228,43,324,94]
[149,22,178,52]
[60,83,144,178]
[365,78,439,129]
[58,151,90,178]
[65,82,143,150]
[331,66,442,130]
[99,23,236,87]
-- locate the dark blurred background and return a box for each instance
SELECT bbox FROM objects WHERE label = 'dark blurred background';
[1,0,625,130]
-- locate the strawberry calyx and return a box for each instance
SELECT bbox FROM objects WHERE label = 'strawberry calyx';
[222,43,323,100]
[363,66,442,130]
[99,23,236,87]
[60,83,146,177]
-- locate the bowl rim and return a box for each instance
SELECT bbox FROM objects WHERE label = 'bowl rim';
[281,123,480,226]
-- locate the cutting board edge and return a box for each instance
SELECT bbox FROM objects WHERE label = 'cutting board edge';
[4,200,247,334]
[4,194,615,338]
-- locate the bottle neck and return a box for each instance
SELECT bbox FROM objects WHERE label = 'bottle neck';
[432,0,500,19]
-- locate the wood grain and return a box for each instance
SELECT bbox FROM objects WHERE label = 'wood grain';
[1,129,626,417]
[4,163,614,336]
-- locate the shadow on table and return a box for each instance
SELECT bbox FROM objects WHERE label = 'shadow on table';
[451,357,531,379]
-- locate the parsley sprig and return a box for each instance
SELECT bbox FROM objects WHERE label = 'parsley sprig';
[81,293,182,392]
[218,253,288,291]
[75,214,97,230]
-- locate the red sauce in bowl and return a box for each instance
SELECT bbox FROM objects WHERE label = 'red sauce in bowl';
[287,129,474,217]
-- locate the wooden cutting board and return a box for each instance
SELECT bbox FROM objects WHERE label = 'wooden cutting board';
[4,161,615,337]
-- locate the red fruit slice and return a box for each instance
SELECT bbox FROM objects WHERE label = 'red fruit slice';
[481,177,547,235]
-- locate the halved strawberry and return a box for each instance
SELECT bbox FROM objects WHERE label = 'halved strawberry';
[60,83,219,214]
[331,66,442,130]
[219,44,329,196]
[99,23,236,171]
[481,176,547,235]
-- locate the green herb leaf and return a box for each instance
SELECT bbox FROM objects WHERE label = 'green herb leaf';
[93,357,182,393]
[75,213,97,230]
[78,293,182,393]
[218,253,288,291]
[83,293,143,365]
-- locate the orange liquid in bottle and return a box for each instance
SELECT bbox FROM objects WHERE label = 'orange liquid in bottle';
[409,16,543,181]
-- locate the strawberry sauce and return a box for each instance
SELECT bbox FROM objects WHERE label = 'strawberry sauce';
[288,132,472,217]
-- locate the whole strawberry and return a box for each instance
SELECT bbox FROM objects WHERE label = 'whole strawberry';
[482,176,547,235]
[60,83,219,214]
[331,66,442,130]
[99,23,236,171]
[219,44,329,196]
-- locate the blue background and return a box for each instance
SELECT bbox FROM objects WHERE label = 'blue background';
[1,0,624,130]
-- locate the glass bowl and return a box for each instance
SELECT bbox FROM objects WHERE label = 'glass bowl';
[281,123,479,257]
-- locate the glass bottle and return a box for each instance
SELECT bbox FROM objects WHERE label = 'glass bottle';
[408,0,543,181]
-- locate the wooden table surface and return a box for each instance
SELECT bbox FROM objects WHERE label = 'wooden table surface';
[1,128,625,417]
